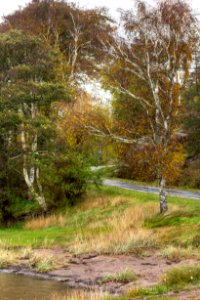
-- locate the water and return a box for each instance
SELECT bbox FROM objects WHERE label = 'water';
[0,273,69,300]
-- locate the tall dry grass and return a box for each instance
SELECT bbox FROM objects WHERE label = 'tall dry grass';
[78,196,110,211]
[159,245,197,262]
[0,249,16,268]
[79,195,129,211]
[49,291,104,300]
[25,214,66,229]
[28,252,57,273]
[70,202,159,255]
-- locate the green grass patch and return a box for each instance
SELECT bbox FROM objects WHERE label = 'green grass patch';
[100,268,137,284]
[148,298,177,300]
[96,185,200,211]
[145,210,200,228]
[126,264,200,299]
[128,284,169,297]
[163,264,200,287]
[0,185,199,250]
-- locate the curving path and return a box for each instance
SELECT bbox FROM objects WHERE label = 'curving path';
[103,179,200,200]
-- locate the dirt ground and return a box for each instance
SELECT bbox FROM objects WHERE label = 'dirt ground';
[50,252,174,293]
[5,248,200,298]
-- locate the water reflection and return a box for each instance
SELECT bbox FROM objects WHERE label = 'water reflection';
[0,273,69,300]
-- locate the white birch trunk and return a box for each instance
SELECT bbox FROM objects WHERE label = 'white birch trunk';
[159,176,168,214]
[19,105,47,211]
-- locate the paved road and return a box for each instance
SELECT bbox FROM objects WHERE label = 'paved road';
[103,179,200,200]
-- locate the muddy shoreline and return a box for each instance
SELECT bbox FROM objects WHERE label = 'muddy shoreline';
[0,265,105,292]
[1,251,200,298]
[0,251,196,295]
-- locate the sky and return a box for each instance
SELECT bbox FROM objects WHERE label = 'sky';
[0,0,200,21]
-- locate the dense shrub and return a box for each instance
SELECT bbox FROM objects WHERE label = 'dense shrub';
[40,152,94,208]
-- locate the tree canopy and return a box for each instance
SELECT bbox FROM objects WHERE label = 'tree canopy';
[0,0,199,222]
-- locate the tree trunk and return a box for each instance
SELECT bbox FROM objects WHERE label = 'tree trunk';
[23,165,47,211]
[159,176,168,214]
[34,193,47,212]
[19,106,47,211]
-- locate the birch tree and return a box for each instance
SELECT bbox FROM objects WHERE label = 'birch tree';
[1,0,114,83]
[0,30,70,211]
[103,0,197,213]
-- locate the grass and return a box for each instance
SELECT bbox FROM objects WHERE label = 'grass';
[148,296,179,300]
[162,264,200,287]
[0,186,200,300]
[19,247,33,259]
[25,213,67,229]
[114,264,200,300]
[159,245,198,262]
[100,268,137,284]
[145,209,200,228]
[0,185,199,300]
[0,249,16,268]
[69,201,159,255]
[28,253,57,273]
[48,291,106,300]
[0,247,57,273]
[128,285,169,297]
[0,185,199,255]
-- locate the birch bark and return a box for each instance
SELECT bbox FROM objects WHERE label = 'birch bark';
[19,105,47,211]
